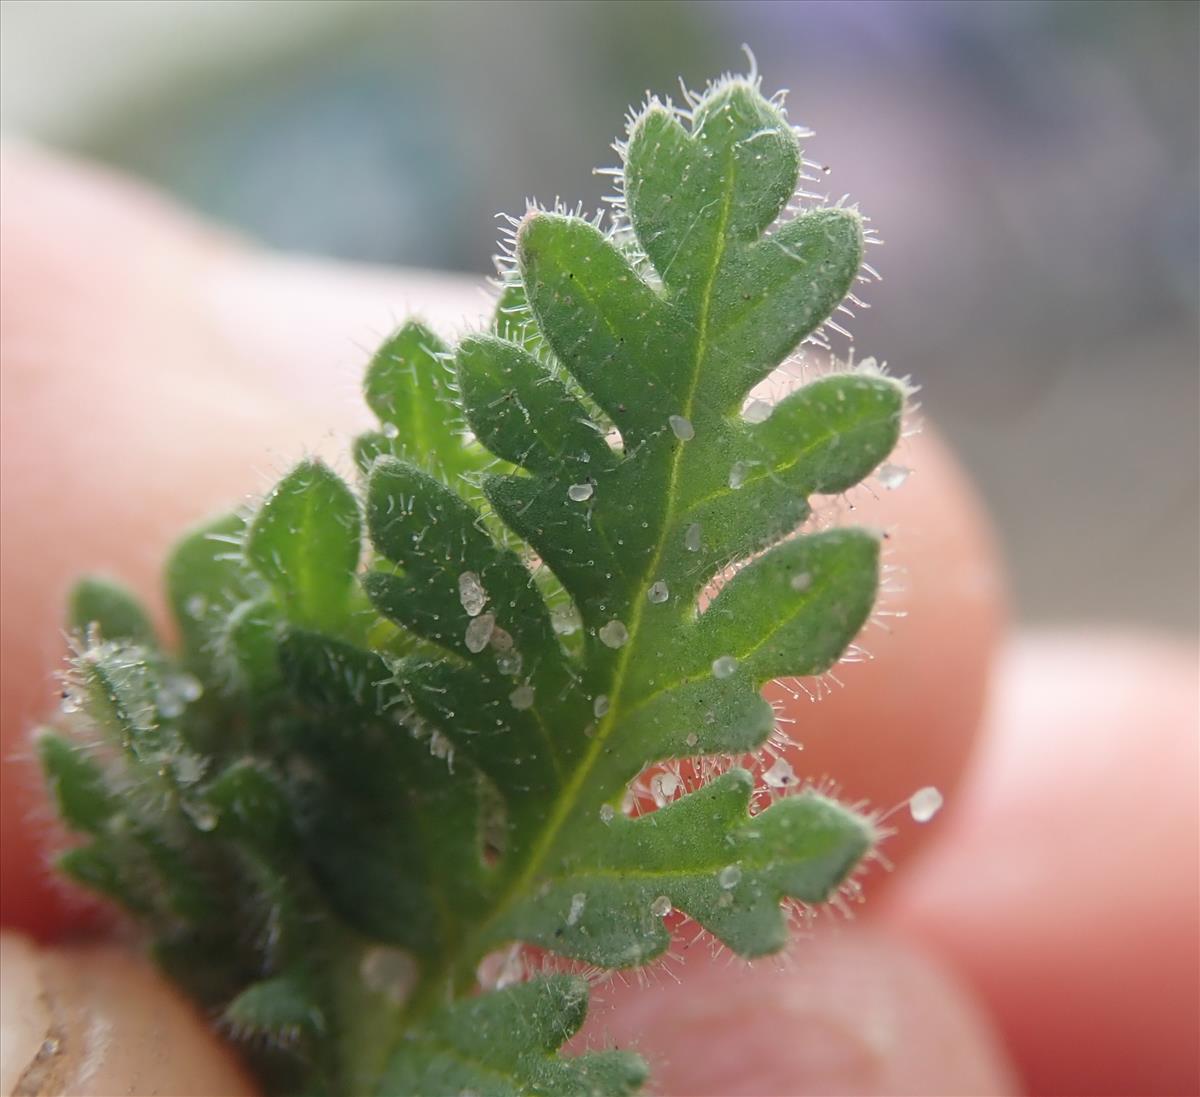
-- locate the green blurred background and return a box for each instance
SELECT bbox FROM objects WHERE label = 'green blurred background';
[3,0,1196,632]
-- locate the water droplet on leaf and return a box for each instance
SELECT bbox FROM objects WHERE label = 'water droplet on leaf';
[711,655,738,679]
[568,482,594,502]
[381,421,400,440]
[464,613,495,653]
[551,605,581,636]
[790,572,813,592]
[668,415,695,441]
[458,571,488,617]
[685,523,702,552]
[509,684,535,710]
[599,803,615,824]
[647,580,669,604]
[650,895,672,918]
[728,461,750,489]
[567,892,586,927]
[360,946,417,1005]
[593,694,610,718]
[598,620,628,649]
[718,864,742,889]
[743,399,772,424]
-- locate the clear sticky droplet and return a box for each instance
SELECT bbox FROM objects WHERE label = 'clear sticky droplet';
[598,620,629,649]
[718,864,742,889]
[647,580,669,604]
[593,694,610,718]
[458,571,488,617]
[381,421,400,440]
[909,786,943,823]
[509,684,535,710]
[763,756,795,789]
[599,803,615,824]
[685,522,702,552]
[790,572,813,592]
[669,415,695,441]
[568,482,594,502]
[183,801,218,832]
[157,690,185,719]
[360,946,417,1005]
[464,613,495,654]
[743,399,772,424]
[650,895,672,918]
[184,594,207,620]
[711,655,738,679]
[728,461,750,490]
[878,463,910,490]
[551,605,581,636]
[172,674,204,703]
[496,651,523,677]
[567,892,586,927]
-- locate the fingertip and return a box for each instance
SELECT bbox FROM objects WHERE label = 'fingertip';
[580,928,1017,1096]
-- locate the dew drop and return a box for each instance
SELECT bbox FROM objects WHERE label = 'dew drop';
[509,684,535,710]
[360,946,417,1005]
[685,731,699,748]
[650,895,672,918]
[381,421,400,440]
[567,892,586,927]
[728,461,750,490]
[568,482,594,502]
[599,803,615,824]
[790,572,813,592]
[157,690,185,719]
[551,605,581,636]
[909,786,944,823]
[668,415,695,441]
[647,580,670,604]
[743,398,772,424]
[711,655,738,679]
[464,613,495,654]
[183,801,218,832]
[489,626,514,653]
[763,756,795,789]
[878,463,911,490]
[593,694,610,718]
[684,522,702,552]
[718,864,743,889]
[458,571,488,617]
[173,674,204,703]
[184,594,207,620]
[496,651,523,677]
[598,620,629,649]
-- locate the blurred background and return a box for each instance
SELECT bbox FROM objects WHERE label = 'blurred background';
[2,0,1196,633]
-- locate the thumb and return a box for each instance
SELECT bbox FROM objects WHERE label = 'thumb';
[579,928,1018,1096]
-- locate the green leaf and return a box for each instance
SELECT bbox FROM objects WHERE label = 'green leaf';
[224,977,324,1038]
[379,976,646,1097]
[42,68,907,1097]
[69,577,158,648]
[361,319,490,488]
[37,731,117,834]
[491,770,873,966]
[245,459,361,631]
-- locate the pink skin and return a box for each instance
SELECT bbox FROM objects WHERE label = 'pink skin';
[2,145,1195,1095]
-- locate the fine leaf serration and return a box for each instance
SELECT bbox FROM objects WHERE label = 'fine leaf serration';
[42,66,906,1096]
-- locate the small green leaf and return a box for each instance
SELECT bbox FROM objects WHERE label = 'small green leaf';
[245,459,361,631]
[37,732,116,834]
[380,976,646,1097]
[494,771,873,965]
[69,577,158,648]
[363,320,488,487]
[224,976,323,1038]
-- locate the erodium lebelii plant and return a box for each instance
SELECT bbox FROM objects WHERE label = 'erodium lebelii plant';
[40,62,917,1095]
